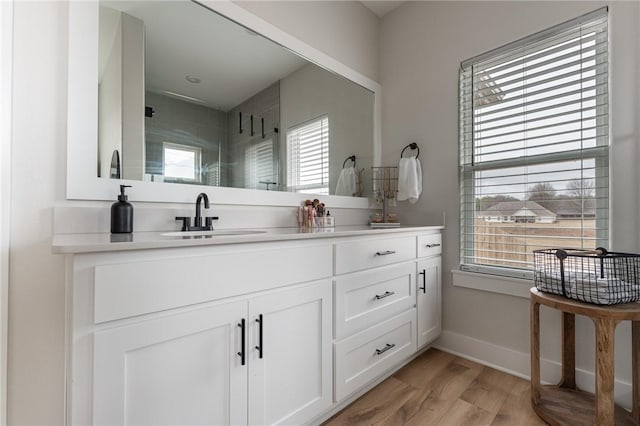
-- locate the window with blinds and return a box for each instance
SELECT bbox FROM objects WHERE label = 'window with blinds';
[287,115,329,194]
[459,8,609,278]
[245,139,275,190]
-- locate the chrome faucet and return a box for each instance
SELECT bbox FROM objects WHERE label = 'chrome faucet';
[175,192,218,231]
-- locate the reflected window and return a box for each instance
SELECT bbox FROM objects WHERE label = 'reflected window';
[163,142,201,181]
[245,139,275,190]
[287,116,329,194]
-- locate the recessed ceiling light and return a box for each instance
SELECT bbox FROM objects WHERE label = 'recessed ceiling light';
[185,75,201,84]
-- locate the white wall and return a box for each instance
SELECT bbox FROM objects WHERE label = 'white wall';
[1,2,13,424]
[637,4,640,230]
[8,2,68,424]
[381,1,639,405]
[234,1,379,82]
[7,1,379,424]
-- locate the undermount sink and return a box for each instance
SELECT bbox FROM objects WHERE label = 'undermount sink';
[161,230,267,237]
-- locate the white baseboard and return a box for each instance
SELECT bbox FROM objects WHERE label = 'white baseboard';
[434,330,633,410]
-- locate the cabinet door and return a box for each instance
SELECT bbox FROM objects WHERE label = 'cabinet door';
[248,280,332,426]
[93,301,248,426]
[416,257,442,348]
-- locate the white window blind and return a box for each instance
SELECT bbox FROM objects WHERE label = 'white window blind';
[287,116,329,194]
[205,161,220,187]
[459,8,609,278]
[245,139,275,190]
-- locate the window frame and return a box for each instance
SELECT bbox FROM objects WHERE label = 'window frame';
[458,7,610,279]
[162,141,202,183]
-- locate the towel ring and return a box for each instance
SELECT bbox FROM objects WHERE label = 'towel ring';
[400,142,420,159]
[343,155,356,168]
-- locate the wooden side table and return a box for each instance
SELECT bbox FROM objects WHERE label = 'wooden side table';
[530,287,640,426]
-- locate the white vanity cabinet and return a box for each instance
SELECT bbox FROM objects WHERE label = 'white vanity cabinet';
[68,241,333,426]
[331,231,423,402]
[332,232,442,402]
[416,233,442,348]
[59,227,442,425]
[91,281,332,426]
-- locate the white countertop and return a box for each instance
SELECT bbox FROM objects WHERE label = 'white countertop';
[52,225,444,254]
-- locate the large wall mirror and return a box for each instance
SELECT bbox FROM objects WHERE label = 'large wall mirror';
[67,0,380,207]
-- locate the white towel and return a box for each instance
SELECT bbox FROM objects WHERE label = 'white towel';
[397,157,422,204]
[535,270,575,295]
[570,276,640,304]
[335,166,357,196]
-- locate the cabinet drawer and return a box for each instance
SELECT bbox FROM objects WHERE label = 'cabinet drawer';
[334,263,415,340]
[93,244,332,323]
[334,309,416,401]
[334,236,416,275]
[417,233,442,258]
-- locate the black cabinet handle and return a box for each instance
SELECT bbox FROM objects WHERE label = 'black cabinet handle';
[255,314,263,359]
[374,291,395,300]
[237,319,246,366]
[419,269,426,294]
[425,243,441,248]
[375,250,396,256]
[375,343,396,355]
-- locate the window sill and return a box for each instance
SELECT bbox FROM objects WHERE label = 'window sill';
[451,269,534,299]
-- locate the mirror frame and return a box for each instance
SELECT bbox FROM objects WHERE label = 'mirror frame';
[67,0,381,207]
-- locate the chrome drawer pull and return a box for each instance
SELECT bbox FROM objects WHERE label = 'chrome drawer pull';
[375,250,396,256]
[375,343,396,355]
[425,243,441,248]
[374,291,395,300]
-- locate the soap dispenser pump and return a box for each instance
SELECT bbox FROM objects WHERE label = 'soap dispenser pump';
[111,185,133,233]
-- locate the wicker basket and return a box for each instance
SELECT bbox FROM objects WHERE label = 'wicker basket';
[533,247,640,305]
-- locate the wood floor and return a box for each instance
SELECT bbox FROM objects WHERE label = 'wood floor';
[324,349,547,426]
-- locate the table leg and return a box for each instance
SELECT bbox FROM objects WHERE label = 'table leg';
[632,321,640,422]
[558,312,576,389]
[594,318,618,426]
[530,299,540,405]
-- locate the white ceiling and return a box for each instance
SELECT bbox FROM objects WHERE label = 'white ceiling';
[101,1,308,111]
[360,1,406,18]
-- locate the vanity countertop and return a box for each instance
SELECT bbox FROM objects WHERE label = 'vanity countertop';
[52,225,444,254]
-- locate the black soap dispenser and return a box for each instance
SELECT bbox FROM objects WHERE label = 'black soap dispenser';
[111,185,133,233]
